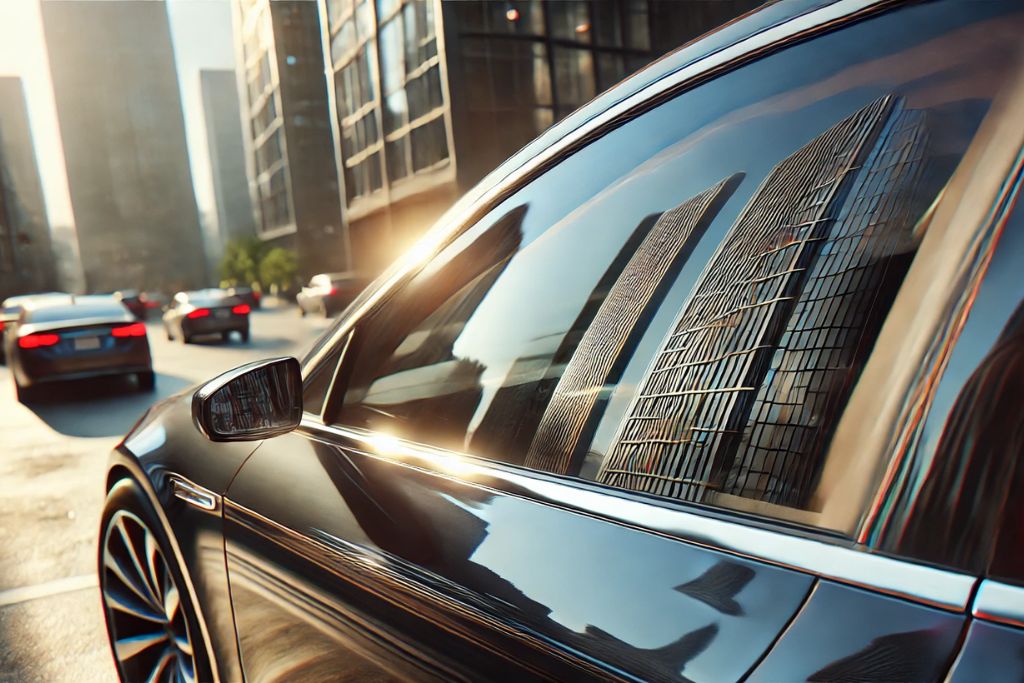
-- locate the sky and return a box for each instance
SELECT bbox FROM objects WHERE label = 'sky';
[0,0,238,242]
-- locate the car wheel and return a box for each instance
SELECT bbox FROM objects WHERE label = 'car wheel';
[137,371,155,392]
[220,331,231,343]
[240,330,250,343]
[99,479,211,683]
[182,334,192,344]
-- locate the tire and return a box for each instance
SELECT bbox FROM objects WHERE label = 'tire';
[182,334,192,345]
[137,371,155,392]
[239,329,250,343]
[99,478,213,683]
[220,331,231,343]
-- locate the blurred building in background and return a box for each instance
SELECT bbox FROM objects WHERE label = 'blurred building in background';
[41,0,207,294]
[317,0,761,275]
[0,77,57,299]
[201,69,259,256]
[231,0,346,280]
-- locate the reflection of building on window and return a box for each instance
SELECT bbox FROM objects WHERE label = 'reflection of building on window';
[521,175,741,473]
[599,95,940,511]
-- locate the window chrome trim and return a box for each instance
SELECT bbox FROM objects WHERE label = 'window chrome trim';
[298,417,976,612]
[972,580,1024,628]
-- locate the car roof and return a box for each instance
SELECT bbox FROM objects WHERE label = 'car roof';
[2,292,72,308]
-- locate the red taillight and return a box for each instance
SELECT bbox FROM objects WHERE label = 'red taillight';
[328,287,338,296]
[0,321,5,331]
[111,322,147,338]
[232,304,250,315]
[187,308,210,319]
[18,333,60,349]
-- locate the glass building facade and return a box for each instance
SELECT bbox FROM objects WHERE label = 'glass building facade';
[318,0,761,275]
[234,0,345,277]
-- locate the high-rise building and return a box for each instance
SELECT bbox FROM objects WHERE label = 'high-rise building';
[41,0,207,293]
[315,2,765,274]
[0,77,57,298]
[318,0,761,274]
[232,0,346,279]
[201,69,259,257]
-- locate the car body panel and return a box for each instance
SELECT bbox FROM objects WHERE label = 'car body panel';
[747,580,965,682]
[224,427,814,681]
[948,620,1024,682]
[163,291,249,341]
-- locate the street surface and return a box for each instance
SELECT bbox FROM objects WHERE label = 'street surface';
[0,302,333,682]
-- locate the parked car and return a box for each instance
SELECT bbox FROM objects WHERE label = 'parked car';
[227,286,262,310]
[0,292,72,363]
[296,272,366,317]
[98,2,1024,682]
[112,290,149,320]
[7,298,153,402]
[162,289,250,343]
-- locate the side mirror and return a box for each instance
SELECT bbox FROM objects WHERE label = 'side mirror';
[192,357,302,442]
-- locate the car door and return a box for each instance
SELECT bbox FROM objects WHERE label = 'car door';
[223,1,1024,680]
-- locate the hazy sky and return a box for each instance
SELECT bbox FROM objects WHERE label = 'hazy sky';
[0,0,238,240]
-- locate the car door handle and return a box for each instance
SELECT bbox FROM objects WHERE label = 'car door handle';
[170,476,219,512]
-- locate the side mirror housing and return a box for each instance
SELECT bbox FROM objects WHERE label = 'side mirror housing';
[192,357,302,442]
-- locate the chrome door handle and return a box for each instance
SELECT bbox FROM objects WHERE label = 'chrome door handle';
[170,476,218,512]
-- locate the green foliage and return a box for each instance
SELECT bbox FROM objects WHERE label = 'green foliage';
[259,247,298,292]
[219,238,267,287]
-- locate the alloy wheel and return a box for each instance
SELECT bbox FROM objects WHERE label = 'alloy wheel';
[101,510,197,683]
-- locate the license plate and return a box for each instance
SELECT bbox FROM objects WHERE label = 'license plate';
[74,336,100,350]
[215,309,230,319]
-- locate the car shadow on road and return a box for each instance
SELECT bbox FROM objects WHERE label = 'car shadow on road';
[22,372,195,438]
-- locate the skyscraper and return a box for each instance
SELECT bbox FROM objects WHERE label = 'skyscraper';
[0,77,56,298]
[317,0,762,276]
[232,0,346,279]
[41,0,207,293]
[201,69,258,254]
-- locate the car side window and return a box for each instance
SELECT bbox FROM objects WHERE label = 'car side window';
[331,0,1023,531]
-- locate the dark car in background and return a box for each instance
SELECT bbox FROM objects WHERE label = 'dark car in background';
[295,272,366,317]
[97,1,1024,682]
[162,289,250,344]
[7,298,153,402]
[227,286,262,310]
[0,292,72,363]
[113,290,148,320]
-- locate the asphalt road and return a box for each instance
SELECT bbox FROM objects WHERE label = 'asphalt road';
[0,302,334,682]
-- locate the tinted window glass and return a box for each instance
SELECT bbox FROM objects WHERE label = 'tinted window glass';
[335,0,1023,528]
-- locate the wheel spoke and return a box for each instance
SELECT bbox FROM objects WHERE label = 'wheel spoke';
[115,631,168,660]
[144,529,165,606]
[104,582,166,623]
[145,647,175,683]
[173,632,192,657]
[115,517,162,609]
[163,574,179,622]
[104,549,160,612]
[176,651,196,683]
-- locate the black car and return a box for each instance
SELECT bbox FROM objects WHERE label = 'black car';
[7,298,153,402]
[114,290,148,320]
[98,1,1024,681]
[295,272,367,317]
[227,286,262,310]
[162,289,250,344]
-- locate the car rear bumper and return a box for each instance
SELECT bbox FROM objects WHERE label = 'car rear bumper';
[20,363,152,387]
[183,316,248,336]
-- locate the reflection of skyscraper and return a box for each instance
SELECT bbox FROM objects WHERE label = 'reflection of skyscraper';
[231,0,345,279]
[200,70,258,260]
[317,0,762,276]
[0,77,56,297]
[600,96,937,509]
[41,0,207,292]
